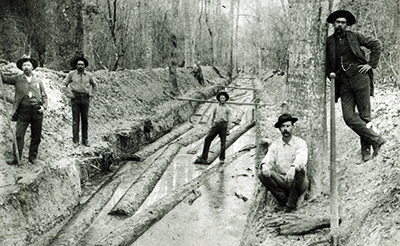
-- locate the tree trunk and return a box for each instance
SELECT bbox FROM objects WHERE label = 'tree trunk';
[234,0,240,71]
[395,0,400,85]
[169,34,179,94]
[142,0,153,69]
[286,0,330,198]
[227,0,235,83]
[183,0,196,67]
[109,143,182,216]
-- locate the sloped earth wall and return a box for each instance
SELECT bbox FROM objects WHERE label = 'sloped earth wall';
[240,72,400,246]
[0,64,227,245]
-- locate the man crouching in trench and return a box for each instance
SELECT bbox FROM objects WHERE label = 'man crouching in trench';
[257,113,309,213]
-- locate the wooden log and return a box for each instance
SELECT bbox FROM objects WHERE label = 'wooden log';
[226,86,261,91]
[278,216,331,235]
[132,123,193,160]
[174,124,210,146]
[90,147,251,246]
[114,122,193,161]
[176,97,260,106]
[108,143,182,216]
[49,161,147,246]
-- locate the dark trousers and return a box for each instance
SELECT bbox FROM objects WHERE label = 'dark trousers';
[340,73,380,147]
[14,105,43,162]
[201,121,227,161]
[258,169,307,208]
[71,92,90,144]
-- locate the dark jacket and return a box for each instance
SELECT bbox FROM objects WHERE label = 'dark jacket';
[2,74,48,115]
[326,30,382,102]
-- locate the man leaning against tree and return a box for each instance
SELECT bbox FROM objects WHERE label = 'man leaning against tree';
[326,10,386,162]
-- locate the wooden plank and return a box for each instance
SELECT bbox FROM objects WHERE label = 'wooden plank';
[330,72,339,245]
[175,97,259,106]
[226,86,261,91]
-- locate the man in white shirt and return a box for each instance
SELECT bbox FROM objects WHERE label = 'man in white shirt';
[257,114,309,212]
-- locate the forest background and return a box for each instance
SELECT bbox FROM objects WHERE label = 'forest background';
[0,0,398,82]
[0,0,399,200]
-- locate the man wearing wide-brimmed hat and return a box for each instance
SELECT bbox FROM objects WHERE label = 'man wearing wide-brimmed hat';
[257,114,308,213]
[326,10,385,162]
[194,91,231,165]
[63,57,97,147]
[1,55,48,165]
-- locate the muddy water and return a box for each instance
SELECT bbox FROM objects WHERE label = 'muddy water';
[77,77,259,245]
[131,78,258,245]
[132,129,257,246]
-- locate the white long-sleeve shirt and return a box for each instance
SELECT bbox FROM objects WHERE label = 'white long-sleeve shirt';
[261,135,308,175]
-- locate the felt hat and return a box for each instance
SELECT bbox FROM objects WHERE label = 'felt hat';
[274,113,298,128]
[71,57,89,68]
[327,10,356,26]
[216,91,229,102]
[16,56,38,70]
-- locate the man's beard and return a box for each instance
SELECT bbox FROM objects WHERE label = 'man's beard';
[335,27,344,35]
[77,67,84,73]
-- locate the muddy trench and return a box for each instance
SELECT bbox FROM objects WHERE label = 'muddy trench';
[51,74,260,246]
[0,70,272,245]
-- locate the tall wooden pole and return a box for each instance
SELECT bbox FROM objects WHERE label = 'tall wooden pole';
[330,72,339,245]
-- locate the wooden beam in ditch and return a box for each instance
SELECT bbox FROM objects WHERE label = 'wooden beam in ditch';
[108,143,182,216]
[49,122,194,245]
[78,120,255,246]
[175,97,260,106]
[226,86,261,91]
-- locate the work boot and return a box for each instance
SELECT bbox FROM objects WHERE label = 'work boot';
[82,141,90,147]
[361,138,371,162]
[73,141,79,148]
[284,205,296,213]
[372,137,386,157]
[194,157,209,165]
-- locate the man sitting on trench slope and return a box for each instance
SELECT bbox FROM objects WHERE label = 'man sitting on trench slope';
[257,113,309,213]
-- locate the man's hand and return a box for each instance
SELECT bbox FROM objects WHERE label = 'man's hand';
[285,166,296,182]
[38,106,45,113]
[226,130,230,136]
[358,64,372,74]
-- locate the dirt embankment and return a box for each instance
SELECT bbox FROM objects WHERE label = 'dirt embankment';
[0,64,227,245]
[241,71,400,246]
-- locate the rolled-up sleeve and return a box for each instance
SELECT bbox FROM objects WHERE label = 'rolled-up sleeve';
[63,72,72,87]
[292,138,308,170]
